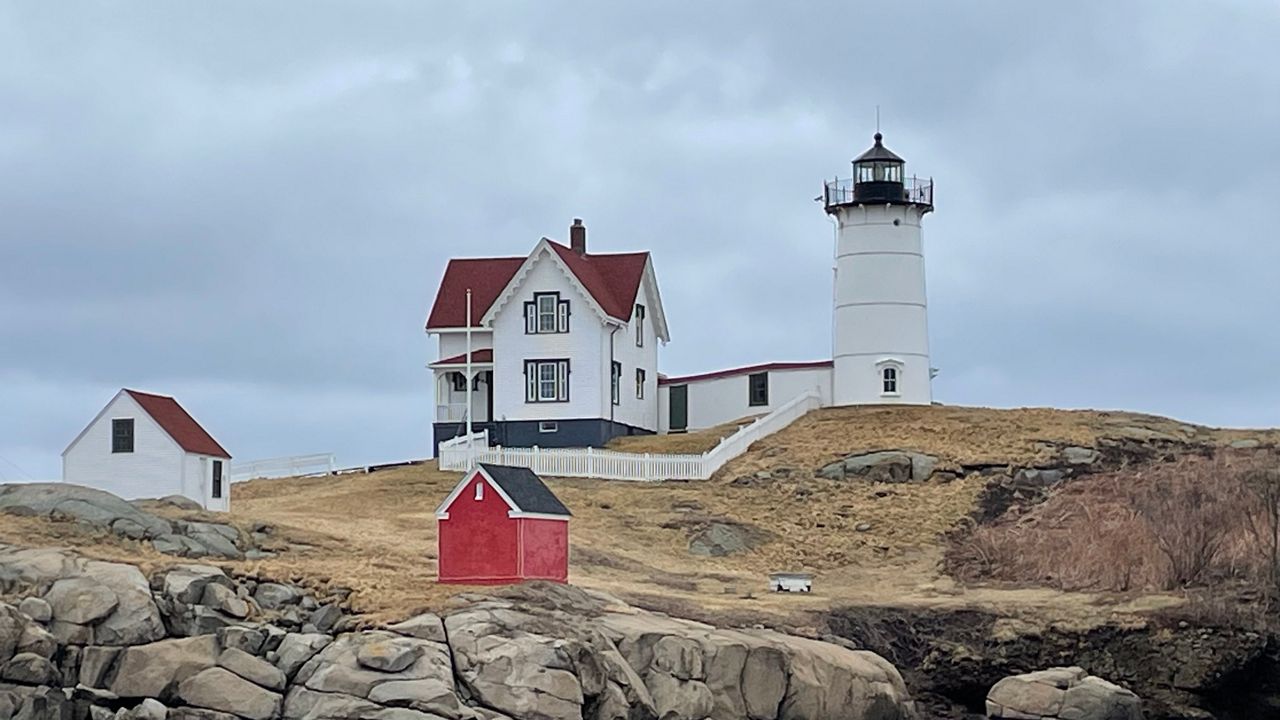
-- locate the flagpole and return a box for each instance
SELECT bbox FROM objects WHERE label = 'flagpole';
[465,288,473,462]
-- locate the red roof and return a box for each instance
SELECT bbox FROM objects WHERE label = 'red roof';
[430,349,494,366]
[658,360,833,386]
[425,241,649,329]
[546,242,649,321]
[425,257,525,330]
[124,390,231,458]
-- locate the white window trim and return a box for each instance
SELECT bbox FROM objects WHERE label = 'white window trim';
[474,482,484,501]
[539,421,559,433]
[875,358,904,397]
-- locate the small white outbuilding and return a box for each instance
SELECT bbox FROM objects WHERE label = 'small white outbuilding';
[62,389,232,512]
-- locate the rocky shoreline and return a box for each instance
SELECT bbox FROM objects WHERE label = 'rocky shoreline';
[0,544,919,720]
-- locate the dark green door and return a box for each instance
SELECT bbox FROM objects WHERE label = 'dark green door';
[669,384,688,432]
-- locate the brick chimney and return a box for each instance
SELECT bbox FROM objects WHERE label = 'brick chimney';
[569,218,586,255]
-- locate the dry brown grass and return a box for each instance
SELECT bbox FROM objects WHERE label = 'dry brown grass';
[606,418,754,454]
[946,451,1280,594]
[3,404,1274,626]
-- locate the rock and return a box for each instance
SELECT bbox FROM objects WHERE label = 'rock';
[83,560,166,645]
[1231,438,1261,449]
[1014,468,1066,487]
[281,686,382,719]
[356,636,423,673]
[119,698,169,720]
[218,647,287,691]
[201,583,249,619]
[110,635,220,698]
[272,633,331,680]
[43,576,119,625]
[168,709,240,720]
[386,613,447,644]
[253,583,302,610]
[0,483,172,537]
[1,651,59,684]
[367,678,463,717]
[154,494,204,511]
[16,598,51,623]
[16,623,56,659]
[309,604,341,633]
[855,522,873,532]
[176,667,283,720]
[688,521,774,557]
[153,534,209,557]
[987,667,1142,720]
[819,450,939,483]
[49,618,93,644]
[298,632,453,699]
[217,625,266,655]
[79,645,121,687]
[181,523,243,559]
[163,566,231,606]
[1062,446,1101,466]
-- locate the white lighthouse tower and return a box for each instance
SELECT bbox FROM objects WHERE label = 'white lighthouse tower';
[823,132,934,406]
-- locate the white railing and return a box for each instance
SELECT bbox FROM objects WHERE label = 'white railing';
[438,390,822,482]
[230,453,336,482]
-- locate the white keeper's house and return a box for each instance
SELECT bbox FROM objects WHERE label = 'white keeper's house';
[426,132,936,453]
[63,389,232,511]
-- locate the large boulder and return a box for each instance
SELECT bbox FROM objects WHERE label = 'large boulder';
[987,667,1143,720]
[108,635,220,697]
[688,521,775,557]
[176,666,283,720]
[818,451,939,483]
[295,632,454,700]
[83,560,166,645]
[43,577,119,625]
[0,483,173,537]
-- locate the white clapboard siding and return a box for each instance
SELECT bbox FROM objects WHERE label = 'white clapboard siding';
[439,390,821,482]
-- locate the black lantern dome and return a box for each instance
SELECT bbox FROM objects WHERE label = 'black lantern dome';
[823,132,933,212]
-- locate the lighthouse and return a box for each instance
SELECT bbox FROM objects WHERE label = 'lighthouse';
[823,132,934,406]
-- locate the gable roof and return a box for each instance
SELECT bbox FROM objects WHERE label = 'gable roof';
[435,463,571,518]
[545,241,650,322]
[124,389,231,458]
[425,257,525,330]
[479,463,571,516]
[425,240,655,331]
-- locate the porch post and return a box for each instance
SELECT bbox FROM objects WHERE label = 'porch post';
[465,288,473,455]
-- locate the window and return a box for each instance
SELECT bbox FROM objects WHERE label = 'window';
[524,359,570,402]
[539,421,559,433]
[474,481,484,501]
[611,361,622,405]
[882,366,899,394]
[524,293,570,334]
[634,304,646,347]
[212,460,223,499]
[748,372,769,407]
[636,368,646,399]
[450,372,467,393]
[111,418,134,453]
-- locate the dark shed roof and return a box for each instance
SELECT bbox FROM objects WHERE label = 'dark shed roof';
[854,132,904,163]
[479,463,571,517]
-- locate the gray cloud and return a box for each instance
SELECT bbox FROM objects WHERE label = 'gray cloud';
[2,1,1278,479]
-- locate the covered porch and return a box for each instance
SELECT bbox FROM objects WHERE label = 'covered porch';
[429,349,493,424]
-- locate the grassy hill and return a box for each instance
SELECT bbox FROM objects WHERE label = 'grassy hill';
[3,404,1276,626]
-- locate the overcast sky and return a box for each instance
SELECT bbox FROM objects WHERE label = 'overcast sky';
[2,2,1278,480]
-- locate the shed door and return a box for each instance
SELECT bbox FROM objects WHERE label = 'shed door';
[669,384,688,432]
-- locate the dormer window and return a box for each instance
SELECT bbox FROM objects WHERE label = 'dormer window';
[525,293,569,334]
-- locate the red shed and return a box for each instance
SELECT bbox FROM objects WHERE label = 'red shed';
[435,463,571,584]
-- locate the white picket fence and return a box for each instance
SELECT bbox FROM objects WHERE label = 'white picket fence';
[230,453,337,482]
[438,390,821,482]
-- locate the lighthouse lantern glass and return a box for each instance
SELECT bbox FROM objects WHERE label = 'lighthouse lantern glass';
[856,161,902,184]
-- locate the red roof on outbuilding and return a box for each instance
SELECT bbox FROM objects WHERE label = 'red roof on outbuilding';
[425,241,650,329]
[124,389,231,458]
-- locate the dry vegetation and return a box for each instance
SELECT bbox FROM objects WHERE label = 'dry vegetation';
[4,404,1277,626]
[946,451,1280,596]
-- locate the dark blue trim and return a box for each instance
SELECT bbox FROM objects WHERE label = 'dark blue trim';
[432,419,653,456]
